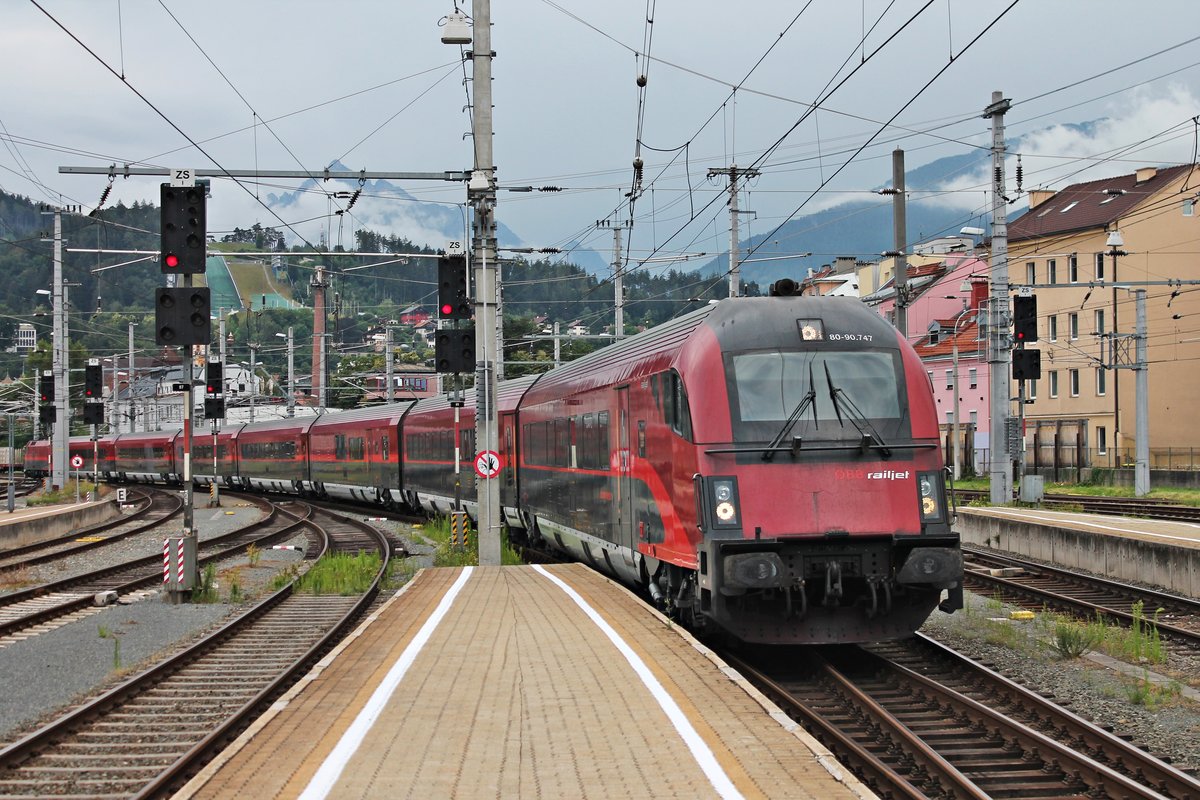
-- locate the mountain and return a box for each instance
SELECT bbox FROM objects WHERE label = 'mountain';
[263,161,524,250]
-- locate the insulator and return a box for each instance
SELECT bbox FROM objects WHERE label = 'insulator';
[1015,155,1024,192]
[995,166,1002,185]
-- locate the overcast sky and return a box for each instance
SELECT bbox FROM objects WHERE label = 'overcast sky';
[2,1,1198,265]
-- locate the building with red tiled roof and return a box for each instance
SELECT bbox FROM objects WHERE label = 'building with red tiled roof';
[1007,164,1200,468]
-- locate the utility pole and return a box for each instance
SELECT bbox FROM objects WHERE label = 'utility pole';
[1134,289,1149,496]
[891,149,909,338]
[248,343,257,424]
[469,0,502,567]
[385,325,394,403]
[42,208,69,491]
[597,218,630,339]
[128,322,137,433]
[286,326,295,416]
[984,91,1013,505]
[708,164,760,297]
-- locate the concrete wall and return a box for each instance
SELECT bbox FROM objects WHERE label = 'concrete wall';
[956,509,1200,599]
[0,499,120,550]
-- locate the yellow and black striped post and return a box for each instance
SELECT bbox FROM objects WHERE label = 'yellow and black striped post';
[450,510,470,550]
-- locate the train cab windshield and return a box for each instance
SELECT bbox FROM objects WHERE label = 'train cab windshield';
[726,349,908,446]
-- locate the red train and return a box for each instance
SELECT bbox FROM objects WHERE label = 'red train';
[26,293,962,644]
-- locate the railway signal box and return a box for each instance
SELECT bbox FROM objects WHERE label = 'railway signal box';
[38,372,53,403]
[435,328,475,373]
[83,403,104,426]
[1012,295,1038,343]
[38,405,55,425]
[155,287,211,346]
[206,360,223,395]
[1012,348,1042,381]
[437,255,471,319]
[160,183,207,275]
[84,363,102,399]
[203,397,225,420]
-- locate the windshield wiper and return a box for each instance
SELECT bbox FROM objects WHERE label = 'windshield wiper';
[761,362,817,462]
[824,362,892,458]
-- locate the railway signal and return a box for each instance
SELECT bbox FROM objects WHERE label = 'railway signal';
[160,184,207,274]
[155,287,212,346]
[38,372,53,403]
[437,254,471,319]
[1012,295,1038,343]
[435,328,475,373]
[83,403,104,425]
[84,363,103,399]
[205,360,223,395]
[1012,348,1042,381]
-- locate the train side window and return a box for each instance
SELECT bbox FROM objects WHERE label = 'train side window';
[554,418,569,467]
[597,411,609,465]
[667,370,693,441]
[638,420,646,458]
[569,417,578,469]
[581,414,595,469]
[350,437,364,460]
[382,436,389,461]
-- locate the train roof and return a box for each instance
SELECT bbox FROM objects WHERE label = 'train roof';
[308,401,416,430]
[408,373,540,416]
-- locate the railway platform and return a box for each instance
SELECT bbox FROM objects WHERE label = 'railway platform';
[957,506,1200,597]
[0,497,118,550]
[175,564,873,800]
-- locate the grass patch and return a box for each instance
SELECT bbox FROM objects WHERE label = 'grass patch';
[1125,671,1184,709]
[419,515,524,567]
[26,483,100,506]
[1050,618,1102,659]
[958,476,1200,505]
[191,563,220,603]
[293,552,382,595]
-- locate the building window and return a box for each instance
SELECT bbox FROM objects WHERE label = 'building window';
[968,367,977,389]
[1097,426,1108,454]
[1185,198,1195,217]
[1069,312,1079,340]
[1094,309,1105,335]
[946,410,955,424]
[1048,259,1057,284]
[1094,252,1106,281]
[945,369,953,390]
[1049,370,1059,398]
[1027,379,1037,400]
[1026,261,1036,285]
[1048,315,1058,341]
[1069,368,1080,396]
[1096,367,1107,396]
[1068,254,1079,282]
[970,410,978,429]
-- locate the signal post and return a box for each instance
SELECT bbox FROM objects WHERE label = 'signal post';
[157,174,211,601]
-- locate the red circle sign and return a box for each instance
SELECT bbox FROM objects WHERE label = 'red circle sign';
[473,450,503,479]
[70,455,84,468]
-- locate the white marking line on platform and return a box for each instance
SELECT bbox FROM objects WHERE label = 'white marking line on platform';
[987,508,1200,543]
[532,564,745,800]
[297,566,474,800]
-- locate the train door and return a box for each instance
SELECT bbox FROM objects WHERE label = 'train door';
[614,386,634,553]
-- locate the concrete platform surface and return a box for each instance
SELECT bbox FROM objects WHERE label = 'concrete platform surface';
[176,564,873,800]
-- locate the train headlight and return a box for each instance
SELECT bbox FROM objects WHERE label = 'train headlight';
[918,471,945,523]
[708,477,741,528]
[724,552,785,589]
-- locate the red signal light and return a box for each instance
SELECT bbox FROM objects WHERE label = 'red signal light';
[441,303,454,316]
[165,253,180,269]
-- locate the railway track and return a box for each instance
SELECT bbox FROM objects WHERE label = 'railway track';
[0,493,304,641]
[0,502,391,800]
[963,544,1200,648]
[728,635,1200,799]
[954,489,1200,522]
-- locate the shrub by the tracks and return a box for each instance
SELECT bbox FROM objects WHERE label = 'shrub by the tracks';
[26,483,99,506]
[1051,619,1102,659]
[191,563,219,603]
[293,552,382,595]
[418,515,524,567]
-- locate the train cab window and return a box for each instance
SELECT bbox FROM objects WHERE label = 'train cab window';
[727,349,904,444]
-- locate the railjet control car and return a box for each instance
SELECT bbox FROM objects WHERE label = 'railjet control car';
[28,291,962,644]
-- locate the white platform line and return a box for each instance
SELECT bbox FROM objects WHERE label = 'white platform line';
[532,564,745,800]
[297,566,474,800]
[984,508,1200,543]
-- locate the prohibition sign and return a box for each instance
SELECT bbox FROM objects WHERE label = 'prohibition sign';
[70,455,84,468]
[474,450,503,479]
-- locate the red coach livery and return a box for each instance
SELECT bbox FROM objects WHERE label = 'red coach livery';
[28,293,962,644]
